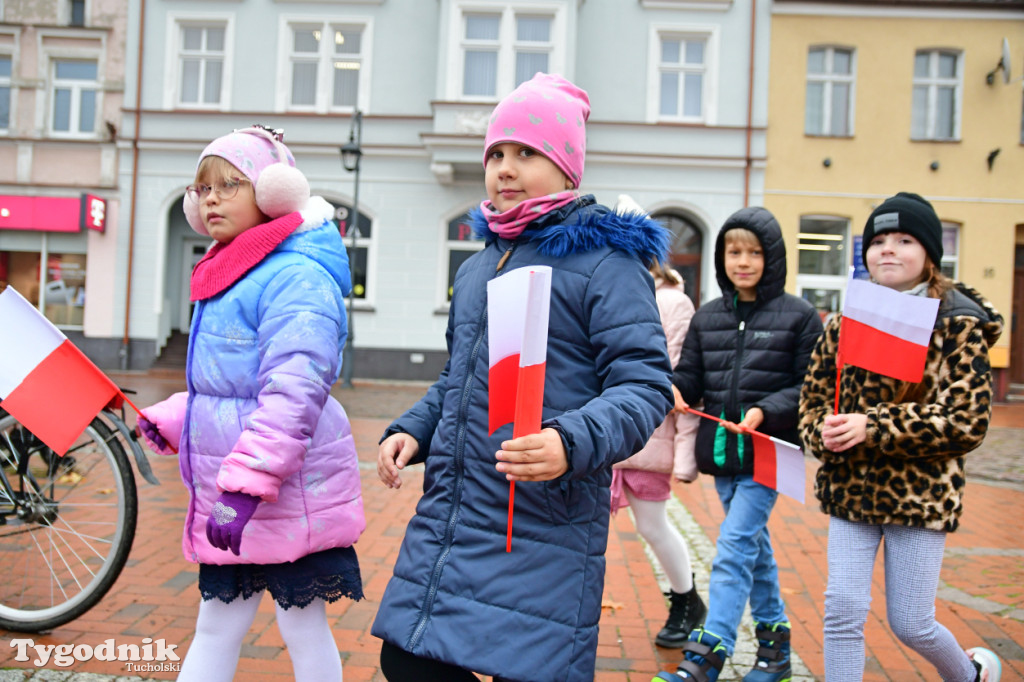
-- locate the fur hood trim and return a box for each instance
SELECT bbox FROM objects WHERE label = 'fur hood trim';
[469,195,670,266]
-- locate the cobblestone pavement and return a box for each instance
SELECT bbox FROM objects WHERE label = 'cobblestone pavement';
[2,373,1021,681]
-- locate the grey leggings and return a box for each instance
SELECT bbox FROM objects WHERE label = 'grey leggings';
[824,517,976,682]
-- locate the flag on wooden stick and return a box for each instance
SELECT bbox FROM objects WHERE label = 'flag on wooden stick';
[0,286,120,455]
[838,276,939,383]
[487,265,552,552]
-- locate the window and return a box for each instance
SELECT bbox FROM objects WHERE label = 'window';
[287,22,367,112]
[657,34,707,120]
[329,199,373,303]
[70,0,86,27]
[443,210,484,303]
[805,47,854,137]
[449,2,564,100]
[0,55,10,132]
[178,24,225,107]
[911,49,961,141]
[797,216,850,318]
[940,223,959,279]
[50,59,98,137]
[0,246,87,329]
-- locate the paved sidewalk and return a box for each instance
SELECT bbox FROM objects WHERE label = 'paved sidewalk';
[2,373,1022,681]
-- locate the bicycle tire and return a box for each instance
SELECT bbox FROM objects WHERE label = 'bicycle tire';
[0,414,138,632]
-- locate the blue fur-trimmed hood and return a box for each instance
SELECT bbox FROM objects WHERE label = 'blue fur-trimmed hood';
[469,195,670,266]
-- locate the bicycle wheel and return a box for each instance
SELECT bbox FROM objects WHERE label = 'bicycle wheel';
[0,413,138,632]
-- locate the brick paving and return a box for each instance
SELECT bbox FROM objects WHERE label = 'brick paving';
[1,371,1022,681]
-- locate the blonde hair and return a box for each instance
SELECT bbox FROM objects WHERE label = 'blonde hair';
[195,155,243,185]
[723,227,760,249]
[649,259,682,286]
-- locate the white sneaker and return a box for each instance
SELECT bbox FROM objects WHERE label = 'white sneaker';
[967,647,1002,682]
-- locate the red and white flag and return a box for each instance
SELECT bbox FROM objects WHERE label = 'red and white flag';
[751,432,806,504]
[838,277,940,383]
[487,266,552,437]
[0,286,119,455]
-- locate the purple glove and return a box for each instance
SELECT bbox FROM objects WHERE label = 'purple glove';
[206,491,260,556]
[136,415,174,455]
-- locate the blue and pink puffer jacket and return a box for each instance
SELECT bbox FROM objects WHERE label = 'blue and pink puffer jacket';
[143,198,365,565]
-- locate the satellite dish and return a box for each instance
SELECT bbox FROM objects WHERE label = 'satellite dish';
[986,37,1011,85]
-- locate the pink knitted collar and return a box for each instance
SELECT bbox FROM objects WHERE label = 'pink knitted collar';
[190,212,304,301]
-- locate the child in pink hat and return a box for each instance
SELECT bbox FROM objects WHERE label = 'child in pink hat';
[136,126,364,682]
[372,73,675,681]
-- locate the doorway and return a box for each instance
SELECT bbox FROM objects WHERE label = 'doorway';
[180,239,208,332]
[653,211,704,306]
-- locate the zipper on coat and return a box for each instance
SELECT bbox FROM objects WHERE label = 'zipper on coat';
[407,262,496,651]
[727,317,748,468]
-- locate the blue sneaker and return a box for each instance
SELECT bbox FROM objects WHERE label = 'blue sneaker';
[651,628,727,682]
[967,647,1002,682]
[743,622,791,682]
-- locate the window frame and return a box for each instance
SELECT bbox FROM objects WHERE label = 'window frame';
[165,14,234,111]
[325,196,377,309]
[940,222,959,280]
[804,45,855,138]
[48,57,101,139]
[911,48,962,142]
[276,15,373,114]
[647,22,718,124]
[0,51,12,134]
[796,214,851,316]
[437,206,485,311]
[444,1,567,102]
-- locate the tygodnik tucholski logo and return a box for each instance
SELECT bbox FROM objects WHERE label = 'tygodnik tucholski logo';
[10,637,181,672]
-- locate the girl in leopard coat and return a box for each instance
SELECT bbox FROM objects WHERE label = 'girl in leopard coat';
[798,192,1004,682]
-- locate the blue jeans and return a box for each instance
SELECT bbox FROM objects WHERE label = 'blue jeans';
[703,474,787,656]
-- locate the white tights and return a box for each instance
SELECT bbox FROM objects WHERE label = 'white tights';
[626,489,694,593]
[178,594,342,682]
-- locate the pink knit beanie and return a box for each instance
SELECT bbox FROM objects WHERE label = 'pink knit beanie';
[183,126,310,236]
[483,73,590,188]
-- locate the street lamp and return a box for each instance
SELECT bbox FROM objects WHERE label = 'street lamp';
[340,110,362,388]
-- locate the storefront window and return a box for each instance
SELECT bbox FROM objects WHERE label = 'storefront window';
[44,253,87,325]
[0,249,86,328]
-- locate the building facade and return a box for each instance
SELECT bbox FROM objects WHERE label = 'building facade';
[765,0,1023,398]
[0,0,126,357]
[94,0,771,379]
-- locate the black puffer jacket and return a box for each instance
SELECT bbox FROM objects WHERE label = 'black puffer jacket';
[672,207,823,476]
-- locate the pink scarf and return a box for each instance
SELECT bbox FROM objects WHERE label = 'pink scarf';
[190,212,304,301]
[480,191,578,240]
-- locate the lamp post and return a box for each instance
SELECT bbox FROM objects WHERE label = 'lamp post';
[339,110,362,388]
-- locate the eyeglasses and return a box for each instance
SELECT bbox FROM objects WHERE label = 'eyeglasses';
[186,177,249,201]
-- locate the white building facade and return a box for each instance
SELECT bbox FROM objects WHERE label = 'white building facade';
[103,0,771,378]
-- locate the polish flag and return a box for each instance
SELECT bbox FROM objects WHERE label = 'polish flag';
[838,277,940,383]
[487,265,552,552]
[751,432,806,504]
[487,265,552,437]
[0,286,119,455]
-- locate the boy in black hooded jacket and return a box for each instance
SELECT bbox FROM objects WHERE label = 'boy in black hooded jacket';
[656,207,822,682]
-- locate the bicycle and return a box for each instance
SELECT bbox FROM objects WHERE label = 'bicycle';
[0,392,159,632]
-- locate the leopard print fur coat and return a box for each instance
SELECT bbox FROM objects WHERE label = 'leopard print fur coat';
[799,282,1003,532]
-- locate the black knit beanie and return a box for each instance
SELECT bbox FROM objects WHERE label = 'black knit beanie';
[862,192,943,266]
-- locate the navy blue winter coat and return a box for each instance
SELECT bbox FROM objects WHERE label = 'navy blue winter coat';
[371,197,674,682]
[672,206,823,477]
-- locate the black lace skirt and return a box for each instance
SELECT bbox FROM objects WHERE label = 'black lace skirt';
[198,545,363,610]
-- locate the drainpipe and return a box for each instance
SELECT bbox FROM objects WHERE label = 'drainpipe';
[743,0,757,208]
[120,0,145,369]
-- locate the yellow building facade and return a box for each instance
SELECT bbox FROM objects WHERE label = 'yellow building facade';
[765,1,1023,398]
